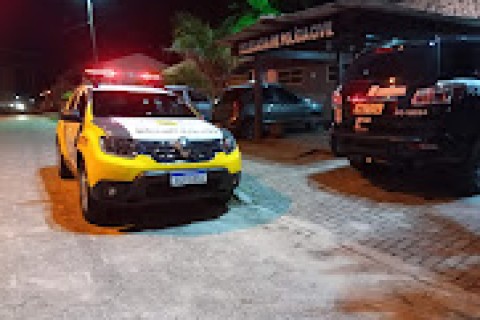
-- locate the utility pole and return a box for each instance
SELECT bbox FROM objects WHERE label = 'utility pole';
[86,0,99,64]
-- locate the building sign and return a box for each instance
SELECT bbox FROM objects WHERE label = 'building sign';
[239,21,334,56]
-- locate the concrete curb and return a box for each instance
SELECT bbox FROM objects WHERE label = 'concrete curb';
[234,189,254,205]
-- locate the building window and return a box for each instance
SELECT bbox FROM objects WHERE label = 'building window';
[327,65,338,83]
[278,68,304,85]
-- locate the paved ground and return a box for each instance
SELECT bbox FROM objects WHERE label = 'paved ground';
[242,146,480,291]
[1,115,480,319]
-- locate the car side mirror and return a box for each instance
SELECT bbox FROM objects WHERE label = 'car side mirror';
[60,109,81,122]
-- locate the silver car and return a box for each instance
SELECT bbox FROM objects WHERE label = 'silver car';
[213,83,323,138]
[166,85,213,121]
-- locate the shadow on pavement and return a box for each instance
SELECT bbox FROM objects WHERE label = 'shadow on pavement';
[39,166,230,235]
[309,165,459,205]
[39,166,289,236]
[238,123,332,165]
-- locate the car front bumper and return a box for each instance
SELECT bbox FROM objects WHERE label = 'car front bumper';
[90,169,241,205]
[82,144,242,188]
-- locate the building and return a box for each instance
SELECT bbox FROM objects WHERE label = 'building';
[221,0,480,136]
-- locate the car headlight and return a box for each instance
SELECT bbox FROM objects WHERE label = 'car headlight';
[99,136,139,158]
[221,129,237,154]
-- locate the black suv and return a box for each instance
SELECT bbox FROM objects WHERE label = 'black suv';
[331,37,480,193]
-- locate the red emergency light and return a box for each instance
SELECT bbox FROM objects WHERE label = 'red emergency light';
[85,68,117,78]
[84,69,164,87]
[375,47,394,54]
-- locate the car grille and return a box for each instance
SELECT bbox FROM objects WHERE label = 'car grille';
[138,140,223,163]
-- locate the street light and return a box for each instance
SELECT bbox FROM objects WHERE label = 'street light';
[86,0,99,64]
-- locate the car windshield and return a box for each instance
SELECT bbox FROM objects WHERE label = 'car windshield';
[344,45,437,85]
[274,87,302,104]
[190,90,209,102]
[93,91,196,118]
[440,41,480,78]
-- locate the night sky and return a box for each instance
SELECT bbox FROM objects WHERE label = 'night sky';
[0,0,231,94]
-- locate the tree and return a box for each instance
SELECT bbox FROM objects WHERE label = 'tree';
[163,59,210,92]
[170,13,236,97]
[228,0,336,33]
[229,0,280,33]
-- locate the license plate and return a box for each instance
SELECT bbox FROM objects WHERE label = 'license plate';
[170,170,208,187]
[353,103,384,116]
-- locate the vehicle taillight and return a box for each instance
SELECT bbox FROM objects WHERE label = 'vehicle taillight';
[332,85,343,124]
[411,85,453,107]
[347,94,368,104]
[375,47,394,54]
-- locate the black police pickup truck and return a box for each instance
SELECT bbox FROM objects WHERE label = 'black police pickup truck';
[331,37,480,194]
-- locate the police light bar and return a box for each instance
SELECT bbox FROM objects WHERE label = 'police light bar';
[85,68,117,78]
[84,69,164,87]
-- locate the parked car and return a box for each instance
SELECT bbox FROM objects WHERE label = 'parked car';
[213,83,323,139]
[57,70,241,224]
[165,85,213,121]
[331,36,480,194]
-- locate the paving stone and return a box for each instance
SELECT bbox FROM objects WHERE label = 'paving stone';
[242,145,480,294]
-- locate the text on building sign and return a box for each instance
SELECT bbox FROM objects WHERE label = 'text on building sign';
[239,21,334,55]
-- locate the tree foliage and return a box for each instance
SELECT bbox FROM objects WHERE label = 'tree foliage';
[229,0,331,33]
[163,60,210,92]
[171,13,236,97]
[229,0,279,33]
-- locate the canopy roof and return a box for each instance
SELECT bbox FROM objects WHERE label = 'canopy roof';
[222,0,480,46]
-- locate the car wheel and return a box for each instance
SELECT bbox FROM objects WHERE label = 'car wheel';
[241,119,255,140]
[305,122,319,131]
[462,145,480,195]
[57,144,74,179]
[79,167,109,225]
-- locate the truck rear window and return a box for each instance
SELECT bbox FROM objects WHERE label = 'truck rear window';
[344,45,437,86]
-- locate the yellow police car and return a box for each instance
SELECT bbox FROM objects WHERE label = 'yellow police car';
[56,69,241,223]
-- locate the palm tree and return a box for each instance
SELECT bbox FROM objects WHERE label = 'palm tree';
[171,13,236,98]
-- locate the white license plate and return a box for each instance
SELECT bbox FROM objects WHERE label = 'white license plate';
[170,170,208,187]
[353,103,385,116]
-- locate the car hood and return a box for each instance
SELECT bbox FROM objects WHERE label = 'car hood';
[93,117,223,141]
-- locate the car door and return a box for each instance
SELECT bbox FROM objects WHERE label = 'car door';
[65,90,87,168]
[213,90,237,125]
[274,86,310,119]
[189,90,212,120]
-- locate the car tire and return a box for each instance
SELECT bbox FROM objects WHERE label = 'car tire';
[348,156,378,175]
[241,119,255,140]
[57,144,74,179]
[305,122,319,131]
[461,143,480,195]
[210,191,233,206]
[79,167,109,225]
[349,156,367,170]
